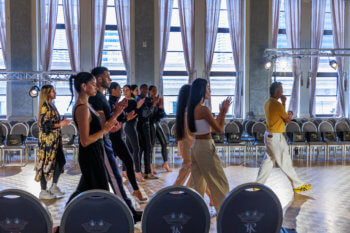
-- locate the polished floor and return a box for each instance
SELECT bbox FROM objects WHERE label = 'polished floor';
[1,154,350,233]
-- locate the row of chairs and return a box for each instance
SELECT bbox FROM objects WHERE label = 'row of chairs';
[0,183,284,233]
[0,121,79,167]
[159,118,350,164]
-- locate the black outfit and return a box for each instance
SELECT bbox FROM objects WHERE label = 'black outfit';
[109,95,139,191]
[124,97,142,172]
[150,104,168,162]
[135,94,155,174]
[88,91,141,221]
[67,104,109,203]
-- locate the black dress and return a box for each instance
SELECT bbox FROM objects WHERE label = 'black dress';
[67,104,109,203]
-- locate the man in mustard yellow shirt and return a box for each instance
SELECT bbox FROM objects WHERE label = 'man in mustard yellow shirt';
[256,82,312,193]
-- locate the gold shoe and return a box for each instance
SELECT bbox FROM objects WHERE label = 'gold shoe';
[293,184,312,193]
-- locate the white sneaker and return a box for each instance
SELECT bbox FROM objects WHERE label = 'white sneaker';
[49,184,65,196]
[39,190,56,200]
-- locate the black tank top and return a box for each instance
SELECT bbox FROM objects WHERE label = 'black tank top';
[73,104,102,136]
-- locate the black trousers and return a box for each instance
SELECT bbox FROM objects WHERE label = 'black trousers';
[40,145,66,190]
[109,131,139,191]
[137,121,152,174]
[150,122,168,162]
[125,121,142,172]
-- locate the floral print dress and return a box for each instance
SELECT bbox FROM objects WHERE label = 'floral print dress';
[35,102,65,182]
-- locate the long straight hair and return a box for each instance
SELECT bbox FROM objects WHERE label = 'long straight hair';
[38,85,54,118]
[187,78,208,133]
[175,84,191,141]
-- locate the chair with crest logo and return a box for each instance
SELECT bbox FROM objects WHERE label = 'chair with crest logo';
[0,189,53,233]
[142,186,210,233]
[286,121,308,162]
[217,183,282,233]
[60,190,133,233]
[225,121,245,163]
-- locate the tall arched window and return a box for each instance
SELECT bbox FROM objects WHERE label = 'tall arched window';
[315,0,337,116]
[51,0,74,115]
[210,0,235,114]
[102,0,127,87]
[162,0,187,115]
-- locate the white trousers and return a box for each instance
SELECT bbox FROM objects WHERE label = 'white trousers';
[256,131,304,189]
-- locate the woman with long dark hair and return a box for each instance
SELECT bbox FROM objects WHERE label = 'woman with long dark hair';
[35,85,70,200]
[66,72,117,202]
[108,82,147,201]
[187,78,232,212]
[123,84,145,182]
[130,84,139,98]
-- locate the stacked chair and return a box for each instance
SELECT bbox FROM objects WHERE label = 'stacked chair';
[335,120,350,158]
[252,122,266,160]
[302,121,326,164]
[61,122,79,162]
[286,121,308,161]
[225,121,245,163]
[3,122,29,166]
[318,121,342,161]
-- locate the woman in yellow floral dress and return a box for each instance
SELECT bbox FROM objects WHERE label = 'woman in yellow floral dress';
[35,85,70,200]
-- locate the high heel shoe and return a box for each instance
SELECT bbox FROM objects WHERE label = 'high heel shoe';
[136,172,145,182]
[162,162,173,172]
[132,190,148,202]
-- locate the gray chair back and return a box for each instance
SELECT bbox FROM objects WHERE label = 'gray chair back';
[0,122,8,139]
[302,121,317,133]
[160,121,171,141]
[142,186,210,233]
[0,189,53,233]
[318,121,334,133]
[286,121,301,133]
[233,120,243,134]
[225,122,240,134]
[10,122,29,136]
[252,122,266,143]
[30,122,39,139]
[246,120,256,136]
[335,120,350,133]
[61,190,134,233]
[217,183,282,233]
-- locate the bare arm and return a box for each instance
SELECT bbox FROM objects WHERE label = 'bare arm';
[75,105,112,147]
[200,106,226,134]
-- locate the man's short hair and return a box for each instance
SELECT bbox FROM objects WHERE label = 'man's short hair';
[91,66,108,78]
[270,82,282,97]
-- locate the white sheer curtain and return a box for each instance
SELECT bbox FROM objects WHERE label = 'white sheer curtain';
[204,0,221,80]
[331,0,345,117]
[40,0,59,71]
[309,0,326,117]
[271,0,280,48]
[92,0,107,67]
[0,0,6,68]
[204,0,221,109]
[158,0,174,96]
[63,0,80,72]
[115,0,131,84]
[178,0,195,83]
[284,0,301,115]
[227,0,242,117]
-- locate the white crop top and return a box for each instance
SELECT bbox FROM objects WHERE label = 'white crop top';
[194,119,211,135]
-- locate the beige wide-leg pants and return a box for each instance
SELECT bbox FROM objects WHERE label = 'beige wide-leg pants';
[190,139,229,211]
